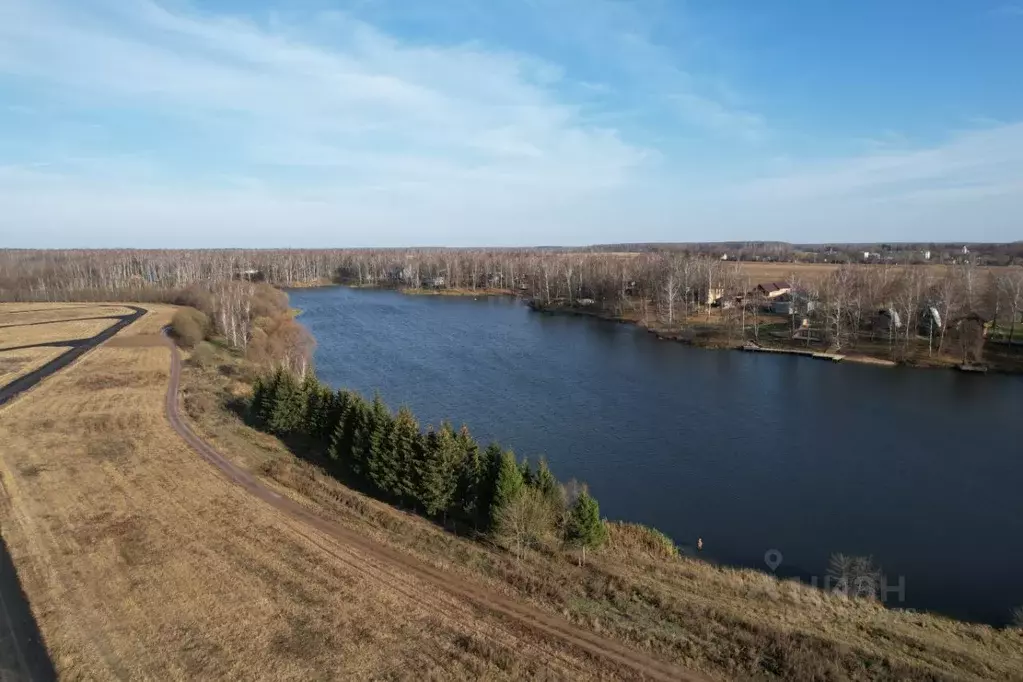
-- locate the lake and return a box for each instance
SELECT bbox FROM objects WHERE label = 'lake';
[289,285,1023,625]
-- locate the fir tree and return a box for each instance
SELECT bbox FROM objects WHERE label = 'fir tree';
[489,449,524,532]
[389,407,422,505]
[267,371,304,436]
[533,457,564,509]
[436,423,464,523]
[313,387,336,442]
[452,426,483,527]
[366,395,398,497]
[249,374,268,425]
[565,490,607,560]
[347,397,372,479]
[252,370,283,427]
[477,443,504,530]
[300,380,323,438]
[414,428,455,517]
[519,457,533,487]
[327,391,358,464]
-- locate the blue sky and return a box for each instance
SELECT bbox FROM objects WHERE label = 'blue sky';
[1,0,1021,247]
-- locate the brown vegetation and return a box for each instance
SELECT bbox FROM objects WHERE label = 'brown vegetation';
[0,346,68,387]
[169,307,209,348]
[0,305,661,680]
[0,318,118,350]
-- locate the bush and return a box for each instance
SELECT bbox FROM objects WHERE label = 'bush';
[170,307,209,349]
[1011,606,1023,629]
[187,343,217,370]
[607,522,679,560]
[494,487,557,559]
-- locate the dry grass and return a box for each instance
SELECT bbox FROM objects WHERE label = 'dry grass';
[734,261,1004,284]
[119,304,178,337]
[0,346,69,387]
[0,319,118,350]
[0,303,134,326]
[0,305,619,680]
[182,344,1023,682]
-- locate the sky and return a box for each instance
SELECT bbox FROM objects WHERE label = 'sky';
[1,0,1022,248]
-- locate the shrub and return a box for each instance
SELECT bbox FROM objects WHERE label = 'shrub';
[607,522,679,560]
[494,487,557,559]
[170,307,209,348]
[187,343,217,370]
[1011,606,1023,629]
[565,490,607,552]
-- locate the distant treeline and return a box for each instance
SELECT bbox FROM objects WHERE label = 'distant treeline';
[249,370,607,555]
[5,248,1022,359]
[3,244,1022,302]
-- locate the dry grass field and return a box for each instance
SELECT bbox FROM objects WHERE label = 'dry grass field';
[0,306,627,680]
[0,347,69,387]
[0,319,119,351]
[0,303,134,388]
[733,261,1001,284]
[181,342,1023,682]
[0,304,134,326]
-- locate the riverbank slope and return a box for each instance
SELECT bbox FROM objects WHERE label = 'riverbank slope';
[179,335,1023,681]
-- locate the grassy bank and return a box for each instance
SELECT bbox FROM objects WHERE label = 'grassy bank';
[179,339,1023,681]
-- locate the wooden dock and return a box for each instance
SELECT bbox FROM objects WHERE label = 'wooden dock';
[739,343,845,362]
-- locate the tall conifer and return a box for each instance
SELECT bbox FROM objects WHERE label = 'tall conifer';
[366,395,398,496]
[489,449,524,531]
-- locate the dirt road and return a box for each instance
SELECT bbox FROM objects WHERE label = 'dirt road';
[161,330,702,682]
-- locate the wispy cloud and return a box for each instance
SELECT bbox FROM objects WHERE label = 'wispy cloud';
[0,0,649,197]
[741,123,1023,203]
[1,0,1021,246]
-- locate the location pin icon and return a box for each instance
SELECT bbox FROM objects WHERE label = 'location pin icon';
[764,549,783,572]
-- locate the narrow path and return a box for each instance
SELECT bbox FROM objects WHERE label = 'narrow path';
[161,331,703,682]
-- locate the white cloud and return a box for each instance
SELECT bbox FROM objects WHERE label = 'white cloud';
[0,0,648,196]
[1,0,1021,246]
[741,123,1023,203]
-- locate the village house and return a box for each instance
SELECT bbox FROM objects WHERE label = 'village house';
[751,281,792,299]
[234,268,263,282]
[918,306,942,335]
[770,290,817,316]
[871,308,902,334]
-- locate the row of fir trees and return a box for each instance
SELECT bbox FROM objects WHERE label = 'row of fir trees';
[249,370,607,552]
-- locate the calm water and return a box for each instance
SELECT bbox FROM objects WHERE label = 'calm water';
[290,286,1023,624]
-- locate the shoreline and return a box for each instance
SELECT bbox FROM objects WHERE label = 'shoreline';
[290,282,1020,375]
[528,301,1022,374]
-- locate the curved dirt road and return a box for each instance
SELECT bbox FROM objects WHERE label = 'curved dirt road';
[161,331,703,682]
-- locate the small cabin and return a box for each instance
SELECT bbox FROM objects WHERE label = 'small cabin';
[752,282,792,299]
[872,308,902,334]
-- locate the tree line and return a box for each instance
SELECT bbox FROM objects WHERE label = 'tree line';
[249,370,607,557]
[4,247,1021,360]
